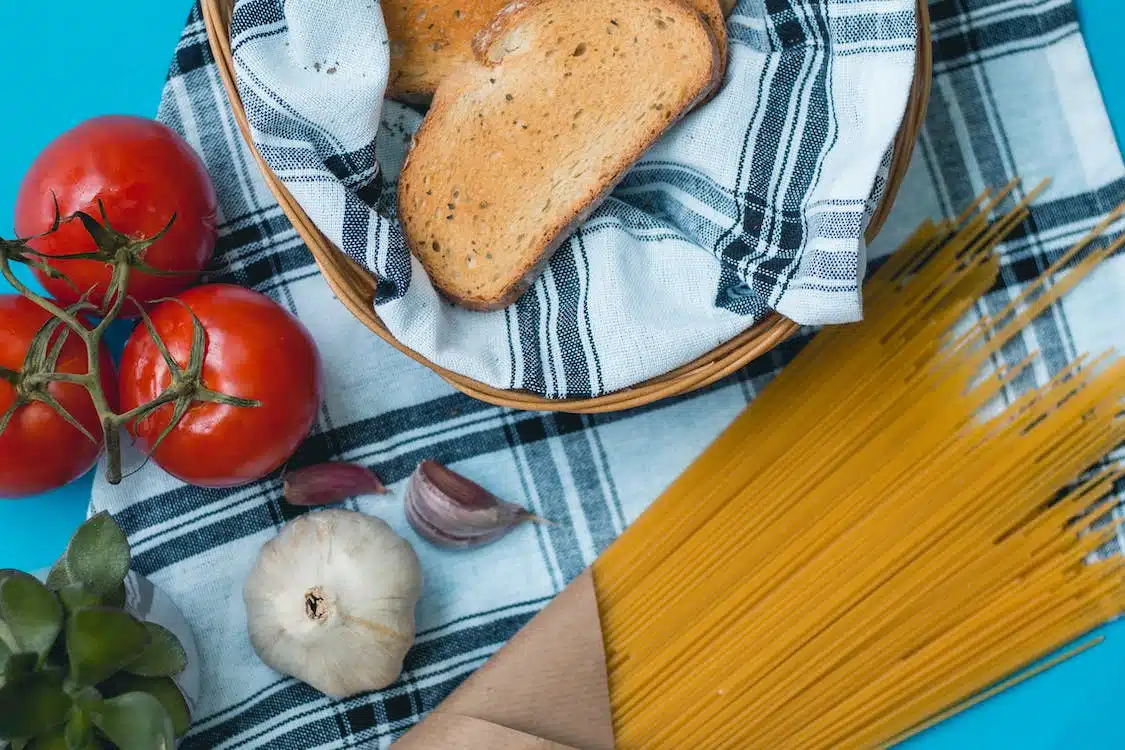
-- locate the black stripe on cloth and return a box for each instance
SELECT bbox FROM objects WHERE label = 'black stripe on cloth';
[339,192,371,267]
[236,72,371,186]
[712,22,776,259]
[375,223,413,304]
[933,23,1078,77]
[917,81,979,214]
[504,305,519,390]
[167,5,211,78]
[620,190,709,245]
[585,421,627,533]
[747,11,824,303]
[539,271,562,397]
[514,283,548,395]
[619,165,741,221]
[770,0,836,304]
[229,0,286,30]
[503,418,589,582]
[575,230,605,394]
[548,240,593,398]
[727,10,916,55]
[930,0,1077,63]
[555,418,624,555]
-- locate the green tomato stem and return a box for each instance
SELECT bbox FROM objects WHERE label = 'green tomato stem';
[0,211,260,487]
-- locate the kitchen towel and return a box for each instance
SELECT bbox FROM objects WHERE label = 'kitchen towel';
[226,0,919,398]
[92,0,1125,748]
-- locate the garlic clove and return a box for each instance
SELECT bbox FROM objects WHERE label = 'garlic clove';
[243,509,422,698]
[283,462,388,506]
[404,459,545,549]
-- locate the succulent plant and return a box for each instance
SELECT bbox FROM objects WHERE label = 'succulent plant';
[0,513,190,749]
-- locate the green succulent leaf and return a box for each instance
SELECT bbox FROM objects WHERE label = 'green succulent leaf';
[56,587,101,615]
[101,585,126,611]
[90,692,174,750]
[0,636,10,671]
[0,573,63,658]
[0,571,16,655]
[125,624,186,679]
[3,653,39,681]
[63,709,96,750]
[44,562,73,592]
[66,609,148,688]
[0,669,70,740]
[68,687,101,714]
[22,724,70,749]
[64,514,130,598]
[98,674,190,738]
[25,725,69,749]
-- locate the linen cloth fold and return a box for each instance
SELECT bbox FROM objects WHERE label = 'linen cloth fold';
[91,0,1125,747]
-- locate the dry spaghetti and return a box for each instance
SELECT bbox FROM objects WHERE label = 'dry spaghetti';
[592,182,1125,749]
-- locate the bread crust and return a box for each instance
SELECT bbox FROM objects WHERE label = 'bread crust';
[397,0,723,311]
[387,0,728,100]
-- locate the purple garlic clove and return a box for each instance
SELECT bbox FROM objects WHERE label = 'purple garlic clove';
[283,462,388,506]
[404,459,545,549]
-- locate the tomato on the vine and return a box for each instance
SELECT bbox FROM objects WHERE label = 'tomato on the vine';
[14,115,218,314]
[0,296,116,498]
[119,284,322,488]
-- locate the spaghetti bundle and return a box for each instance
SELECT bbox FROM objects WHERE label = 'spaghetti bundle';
[592,184,1125,748]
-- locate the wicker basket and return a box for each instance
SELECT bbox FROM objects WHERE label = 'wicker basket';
[202,0,932,413]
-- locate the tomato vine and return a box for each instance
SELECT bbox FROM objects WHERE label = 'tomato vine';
[0,206,259,484]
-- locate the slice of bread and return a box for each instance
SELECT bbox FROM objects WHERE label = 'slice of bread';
[384,0,728,100]
[397,0,722,310]
[384,0,510,99]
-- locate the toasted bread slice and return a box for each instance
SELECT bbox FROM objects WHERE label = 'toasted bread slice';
[384,0,728,100]
[397,0,721,310]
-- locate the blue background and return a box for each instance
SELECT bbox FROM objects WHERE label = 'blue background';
[1,2,1123,747]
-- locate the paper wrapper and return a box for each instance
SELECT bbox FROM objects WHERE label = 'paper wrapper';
[394,570,614,750]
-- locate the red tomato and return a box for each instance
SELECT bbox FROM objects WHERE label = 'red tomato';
[119,285,322,488]
[14,115,218,314]
[0,296,116,498]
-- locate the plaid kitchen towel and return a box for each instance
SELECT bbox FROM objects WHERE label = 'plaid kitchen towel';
[91,0,1125,748]
[228,0,919,398]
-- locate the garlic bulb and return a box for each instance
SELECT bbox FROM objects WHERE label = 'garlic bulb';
[243,509,422,698]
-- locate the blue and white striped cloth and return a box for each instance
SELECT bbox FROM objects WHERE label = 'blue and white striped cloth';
[92,1,1125,748]
[228,0,919,398]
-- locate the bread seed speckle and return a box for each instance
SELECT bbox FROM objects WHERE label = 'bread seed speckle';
[572,42,587,56]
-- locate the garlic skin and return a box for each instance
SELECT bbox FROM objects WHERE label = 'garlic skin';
[405,459,544,549]
[283,462,388,506]
[243,509,422,698]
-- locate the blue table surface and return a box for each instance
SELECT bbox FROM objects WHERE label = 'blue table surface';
[3,2,1124,746]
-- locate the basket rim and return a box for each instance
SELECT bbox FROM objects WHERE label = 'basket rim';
[201,0,932,414]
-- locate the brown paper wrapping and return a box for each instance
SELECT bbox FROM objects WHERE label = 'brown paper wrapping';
[394,569,614,750]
